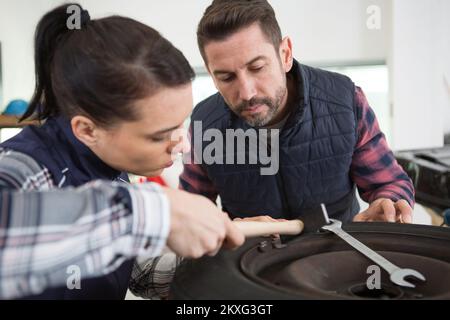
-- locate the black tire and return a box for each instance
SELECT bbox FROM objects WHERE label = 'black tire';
[170,222,450,300]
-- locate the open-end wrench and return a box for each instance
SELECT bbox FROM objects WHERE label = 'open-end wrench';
[320,204,426,288]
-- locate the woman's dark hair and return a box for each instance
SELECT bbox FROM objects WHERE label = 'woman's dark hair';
[22,3,195,126]
[197,0,282,63]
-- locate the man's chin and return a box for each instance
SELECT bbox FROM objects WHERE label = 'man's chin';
[244,115,271,127]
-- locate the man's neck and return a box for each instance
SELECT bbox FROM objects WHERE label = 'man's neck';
[265,74,297,128]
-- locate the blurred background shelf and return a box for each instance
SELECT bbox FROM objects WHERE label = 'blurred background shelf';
[0,115,39,142]
[0,115,37,128]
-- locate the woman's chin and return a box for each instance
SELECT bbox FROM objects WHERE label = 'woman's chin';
[146,168,164,177]
[131,168,164,178]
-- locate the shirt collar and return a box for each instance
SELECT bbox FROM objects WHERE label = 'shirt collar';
[52,116,122,181]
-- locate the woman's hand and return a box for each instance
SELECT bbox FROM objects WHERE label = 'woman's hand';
[163,188,245,258]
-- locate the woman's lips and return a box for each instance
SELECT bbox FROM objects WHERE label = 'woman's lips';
[164,161,174,168]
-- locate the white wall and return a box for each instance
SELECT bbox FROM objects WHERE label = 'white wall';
[434,1,450,135]
[389,0,450,150]
[273,0,390,65]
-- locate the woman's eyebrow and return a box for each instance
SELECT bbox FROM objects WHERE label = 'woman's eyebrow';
[149,124,183,136]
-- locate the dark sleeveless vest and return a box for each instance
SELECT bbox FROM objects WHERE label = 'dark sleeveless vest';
[186,61,360,230]
[1,116,133,299]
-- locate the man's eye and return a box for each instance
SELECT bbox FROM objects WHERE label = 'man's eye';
[250,66,264,72]
[219,75,234,83]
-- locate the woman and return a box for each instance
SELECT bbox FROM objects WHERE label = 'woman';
[0,3,243,299]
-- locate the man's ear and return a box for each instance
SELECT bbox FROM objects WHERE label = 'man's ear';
[71,115,100,147]
[279,36,293,73]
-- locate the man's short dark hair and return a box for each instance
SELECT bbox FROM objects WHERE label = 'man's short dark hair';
[197,0,282,63]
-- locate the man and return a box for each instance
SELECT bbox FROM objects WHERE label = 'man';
[180,0,414,226]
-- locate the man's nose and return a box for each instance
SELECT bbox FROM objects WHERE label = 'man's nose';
[237,77,257,102]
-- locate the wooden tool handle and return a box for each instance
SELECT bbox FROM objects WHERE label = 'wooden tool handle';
[233,220,304,238]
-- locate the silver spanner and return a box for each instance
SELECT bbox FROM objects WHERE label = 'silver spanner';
[320,204,426,288]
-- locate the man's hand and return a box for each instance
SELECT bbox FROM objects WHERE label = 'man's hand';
[353,198,413,223]
[163,187,245,259]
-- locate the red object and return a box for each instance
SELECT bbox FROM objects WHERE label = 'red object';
[142,176,167,186]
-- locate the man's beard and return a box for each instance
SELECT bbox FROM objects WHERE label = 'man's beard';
[233,86,287,127]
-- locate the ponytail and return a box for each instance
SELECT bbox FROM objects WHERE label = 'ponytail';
[21,3,88,121]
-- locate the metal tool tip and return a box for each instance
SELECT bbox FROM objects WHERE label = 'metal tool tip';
[320,203,331,225]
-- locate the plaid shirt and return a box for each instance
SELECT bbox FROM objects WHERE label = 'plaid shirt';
[180,87,415,207]
[0,149,171,299]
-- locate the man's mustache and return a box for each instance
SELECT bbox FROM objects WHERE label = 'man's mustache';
[236,97,274,113]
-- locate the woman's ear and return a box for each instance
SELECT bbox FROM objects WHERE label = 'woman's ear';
[279,36,293,73]
[71,115,99,147]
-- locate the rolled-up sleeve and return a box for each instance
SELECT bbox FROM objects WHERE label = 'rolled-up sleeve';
[350,87,415,207]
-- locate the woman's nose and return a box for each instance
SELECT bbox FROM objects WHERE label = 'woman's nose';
[168,128,191,155]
